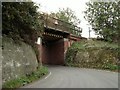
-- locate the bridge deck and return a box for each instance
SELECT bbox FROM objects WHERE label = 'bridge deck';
[40,14,82,37]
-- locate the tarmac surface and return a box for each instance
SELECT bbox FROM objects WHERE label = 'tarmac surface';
[22,66,118,88]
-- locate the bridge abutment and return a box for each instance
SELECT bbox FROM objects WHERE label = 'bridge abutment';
[36,37,71,65]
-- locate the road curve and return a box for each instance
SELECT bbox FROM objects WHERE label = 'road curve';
[22,66,118,88]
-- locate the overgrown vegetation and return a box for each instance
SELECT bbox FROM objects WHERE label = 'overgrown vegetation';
[2,66,48,89]
[49,8,82,36]
[2,2,43,45]
[2,2,49,88]
[2,2,44,66]
[84,1,120,42]
[50,8,81,26]
[65,40,120,72]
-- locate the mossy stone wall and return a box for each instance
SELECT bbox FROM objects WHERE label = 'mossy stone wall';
[2,36,38,84]
[65,41,119,71]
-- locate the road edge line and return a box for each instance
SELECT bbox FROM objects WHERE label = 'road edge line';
[45,72,51,79]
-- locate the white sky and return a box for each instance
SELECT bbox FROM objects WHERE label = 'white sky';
[32,0,98,38]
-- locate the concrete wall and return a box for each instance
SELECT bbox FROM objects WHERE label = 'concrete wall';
[2,36,38,84]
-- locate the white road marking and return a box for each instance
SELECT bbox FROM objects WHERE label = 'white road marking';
[45,72,51,79]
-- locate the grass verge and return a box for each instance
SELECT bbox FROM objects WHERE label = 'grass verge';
[66,63,120,72]
[2,66,48,89]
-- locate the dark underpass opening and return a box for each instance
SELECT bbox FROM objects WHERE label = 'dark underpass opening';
[42,36,65,65]
[41,27,70,65]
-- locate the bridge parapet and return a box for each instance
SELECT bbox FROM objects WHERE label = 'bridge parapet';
[40,14,82,37]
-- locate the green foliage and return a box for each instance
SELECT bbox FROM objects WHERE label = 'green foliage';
[50,8,82,36]
[68,40,118,50]
[2,2,44,64]
[2,66,48,89]
[84,1,120,42]
[50,8,80,25]
[65,40,119,72]
[2,2,43,45]
[106,64,120,70]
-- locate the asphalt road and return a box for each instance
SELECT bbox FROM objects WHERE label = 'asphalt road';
[22,66,118,88]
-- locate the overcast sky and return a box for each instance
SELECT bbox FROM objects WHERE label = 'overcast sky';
[32,0,98,38]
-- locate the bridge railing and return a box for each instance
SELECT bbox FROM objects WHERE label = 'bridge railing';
[40,14,82,37]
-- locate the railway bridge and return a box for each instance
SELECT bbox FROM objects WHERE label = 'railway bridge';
[36,14,82,65]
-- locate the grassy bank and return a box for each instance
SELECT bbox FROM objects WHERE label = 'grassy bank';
[2,66,48,89]
[65,40,119,72]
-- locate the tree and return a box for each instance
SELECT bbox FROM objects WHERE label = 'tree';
[84,1,120,42]
[50,8,80,26]
[50,8,82,36]
[2,2,43,44]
